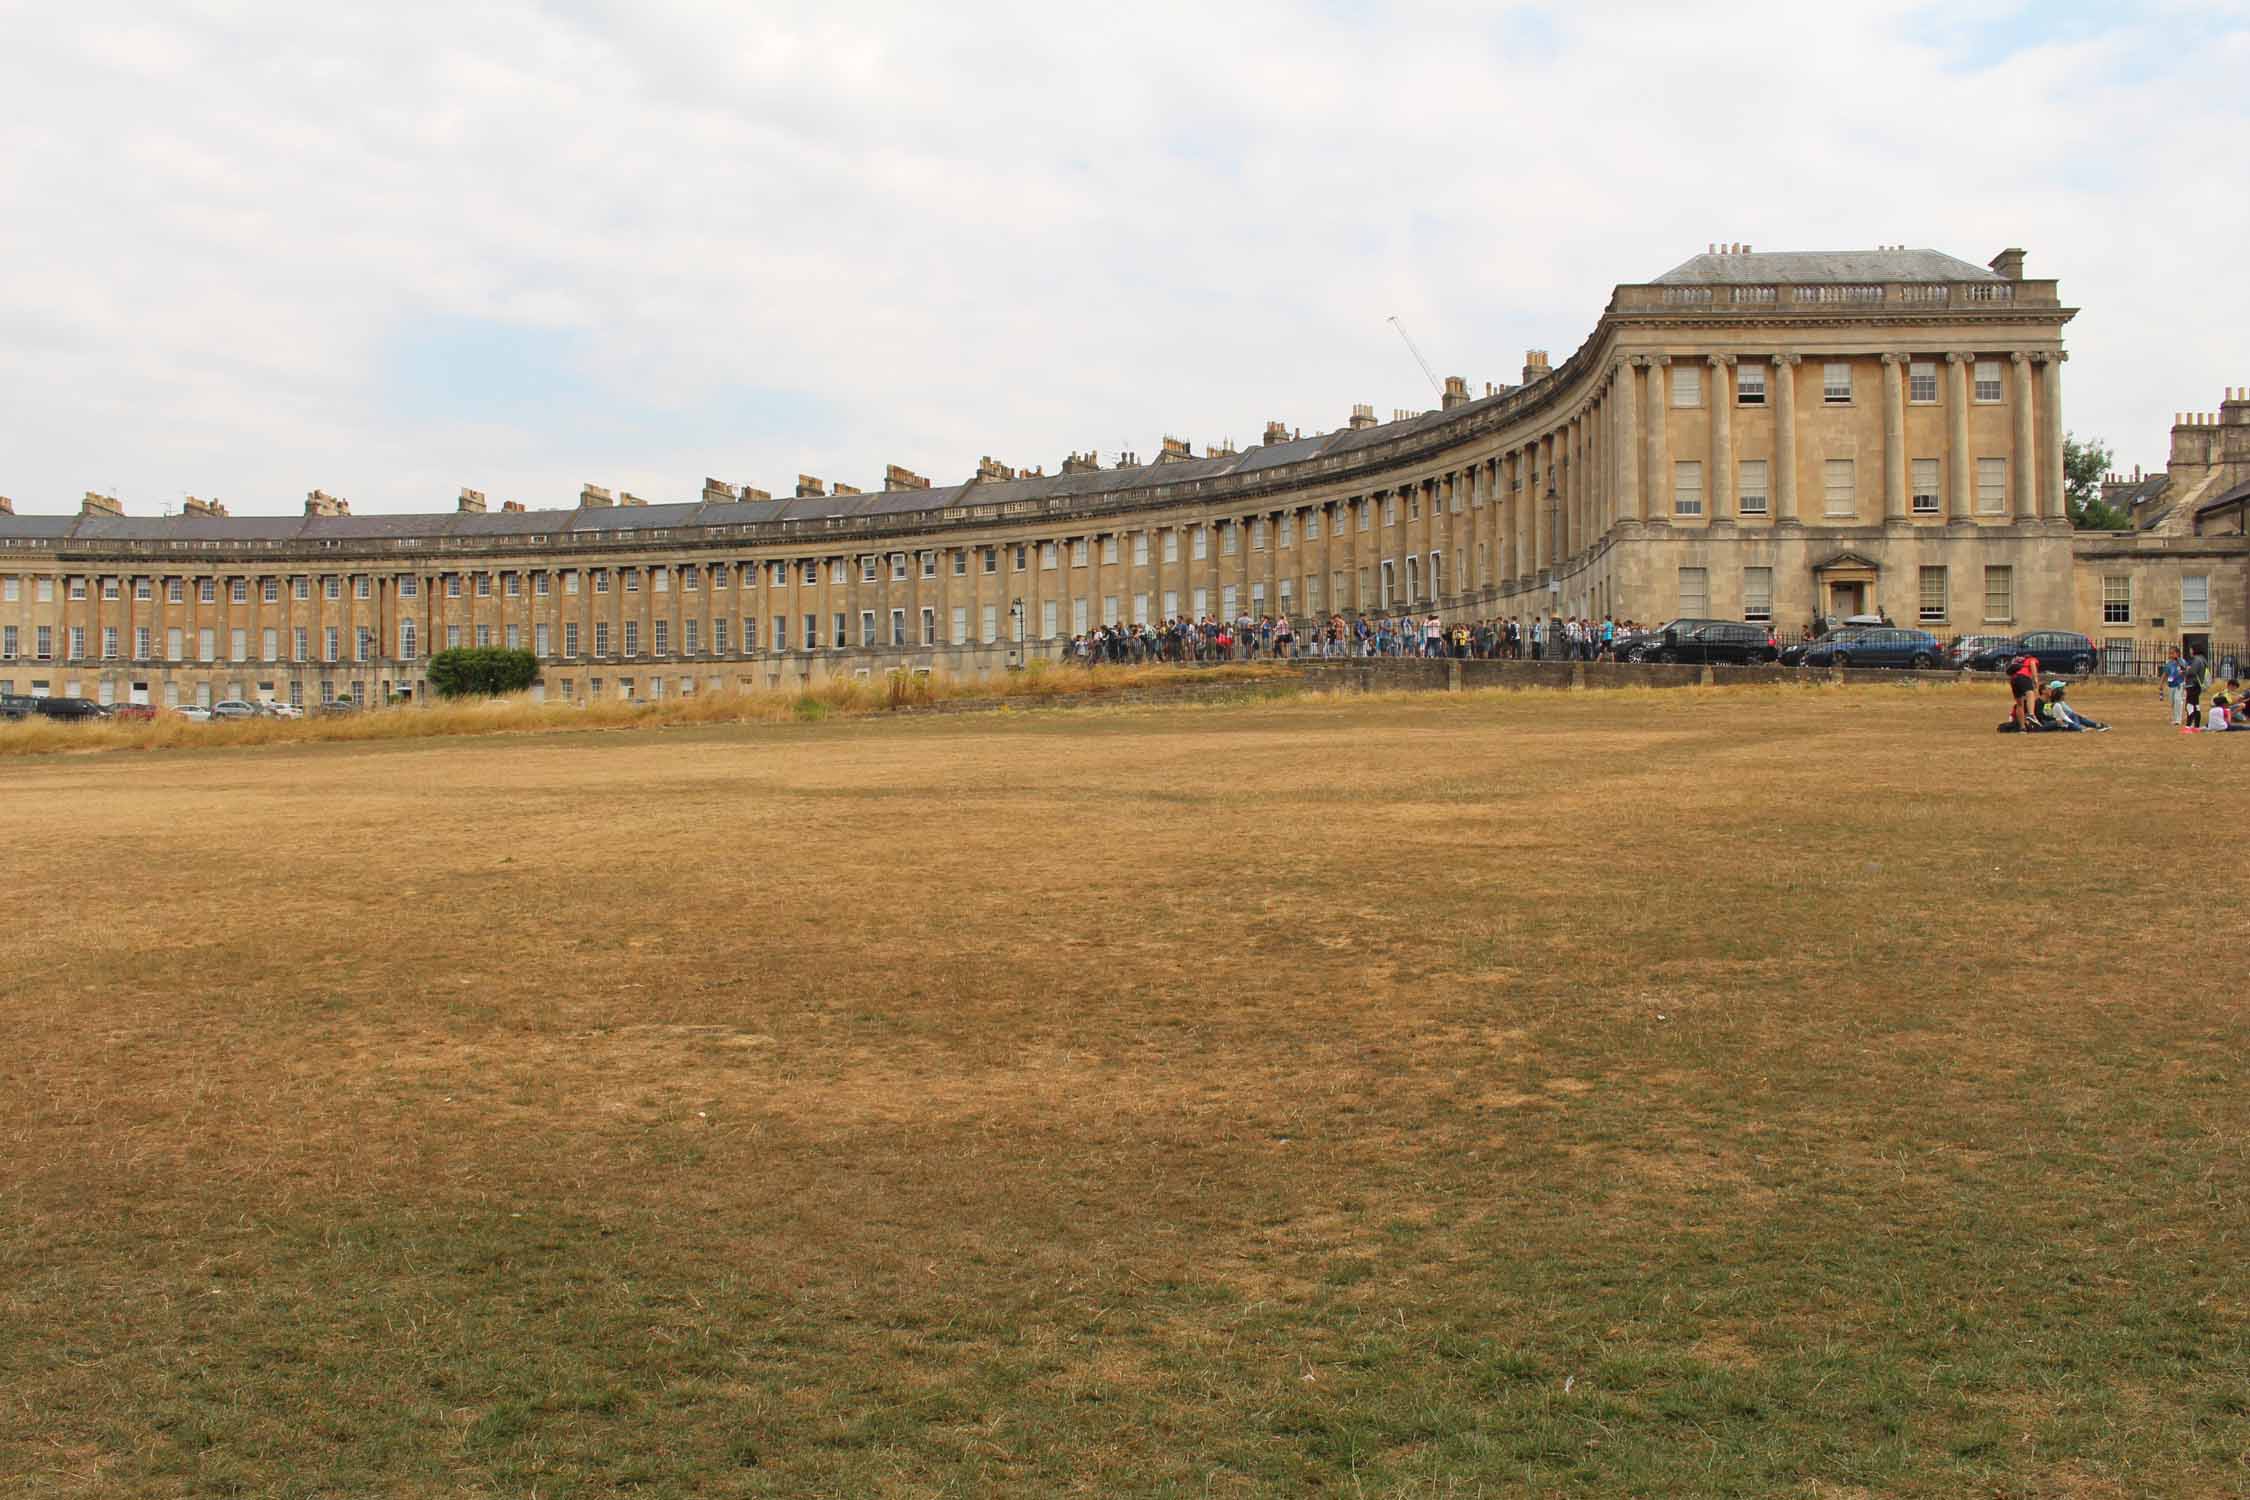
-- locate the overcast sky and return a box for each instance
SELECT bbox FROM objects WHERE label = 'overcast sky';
[2,0,2244,516]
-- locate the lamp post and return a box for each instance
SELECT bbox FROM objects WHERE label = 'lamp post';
[1545,482,1560,568]
[1008,598,1024,668]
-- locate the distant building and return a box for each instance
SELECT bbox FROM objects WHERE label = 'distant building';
[0,243,2234,707]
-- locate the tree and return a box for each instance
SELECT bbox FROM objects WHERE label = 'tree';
[426,647,540,699]
[2064,432,2129,530]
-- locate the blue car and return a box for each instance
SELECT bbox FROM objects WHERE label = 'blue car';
[1799,627,1945,670]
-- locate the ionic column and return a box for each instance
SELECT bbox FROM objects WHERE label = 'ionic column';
[1881,352,1908,521]
[1541,432,1558,565]
[1506,453,1523,582]
[1644,355,1671,521]
[2040,352,2067,520]
[2010,352,2038,520]
[1708,354,1735,520]
[1772,353,1800,521]
[1617,360,1643,521]
[1945,353,1973,521]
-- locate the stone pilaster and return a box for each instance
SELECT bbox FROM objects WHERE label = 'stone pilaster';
[2039,351,2067,520]
[1644,355,1671,524]
[1881,352,1908,521]
[1708,354,1735,520]
[2010,352,2038,520]
[1772,353,1801,522]
[1945,353,1973,522]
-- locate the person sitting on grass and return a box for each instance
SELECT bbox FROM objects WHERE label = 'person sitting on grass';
[2043,681,2109,733]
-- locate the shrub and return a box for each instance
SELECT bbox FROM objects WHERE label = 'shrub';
[426,648,541,699]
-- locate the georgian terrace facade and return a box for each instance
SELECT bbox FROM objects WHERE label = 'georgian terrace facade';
[0,244,2079,708]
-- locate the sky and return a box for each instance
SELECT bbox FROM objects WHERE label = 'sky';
[1,0,2245,516]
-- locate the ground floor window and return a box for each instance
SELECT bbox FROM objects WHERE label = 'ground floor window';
[1678,566,1709,616]
[1742,567,1772,623]
[2102,575,2131,625]
[1919,566,1948,623]
[1983,565,2013,623]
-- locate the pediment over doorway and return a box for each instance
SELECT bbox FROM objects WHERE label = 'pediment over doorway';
[1810,550,1882,573]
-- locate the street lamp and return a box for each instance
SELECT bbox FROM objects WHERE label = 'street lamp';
[1008,597,1024,668]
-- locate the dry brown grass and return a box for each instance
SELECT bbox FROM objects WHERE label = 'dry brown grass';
[0,679,2242,1497]
[0,660,1293,759]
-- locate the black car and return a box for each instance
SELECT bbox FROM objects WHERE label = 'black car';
[1801,627,1945,670]
[0,693,40,721]
[32,696,104,721]
[1780,625,1881,666]
[1641,618,1780,665]
[1959,631,2098,675]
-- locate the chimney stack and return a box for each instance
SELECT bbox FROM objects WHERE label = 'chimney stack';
[883,465,930,491]
[831,482,863,496]
[578,484,614,509]
[80,491,123,518]
[1349,403,1377,430]
[1442,375,1470,409]
[1263,420,1290,446]
[795,475,826,498]
[455,488,485,513]
[1157,436,1192,462]
[1988,247,2026,281]
[701,477,739,503]
[1522,349,1552,384]
[975,456,1017,482]
[303,490,351,517]
[740,486,772,502]
[0,496,12,515]
[618,492,647,507]
[1061,450,1102,474]
[502,500,526,513]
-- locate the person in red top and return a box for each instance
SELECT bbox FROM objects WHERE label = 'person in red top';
[2007,652,2041,731]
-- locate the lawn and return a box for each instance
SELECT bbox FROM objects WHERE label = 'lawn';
[1,680,2243,1497]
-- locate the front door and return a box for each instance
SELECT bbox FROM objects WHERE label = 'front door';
[1828,581,1866,619]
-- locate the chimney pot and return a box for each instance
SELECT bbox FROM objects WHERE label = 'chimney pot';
[80,491,123,518]
[579,484,614,509]
[456,487,486,513]
[795,475,826,498]
[502,500,525,512]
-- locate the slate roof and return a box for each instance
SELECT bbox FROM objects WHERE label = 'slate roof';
[1652,248,2001,286]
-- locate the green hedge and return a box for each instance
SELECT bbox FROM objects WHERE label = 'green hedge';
[426,647,541,699]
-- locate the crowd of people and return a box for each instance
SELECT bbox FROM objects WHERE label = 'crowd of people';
[1064,612,1653,665]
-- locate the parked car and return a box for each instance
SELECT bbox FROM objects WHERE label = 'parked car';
[1780,625,1878,666]
[1957,631,2098,675]
[32,696,104,721]
[0,693,39,721]
[210,699,263,720]
[106,703,159,721]
[1610,626,1665,661]
[1945,633,2017,669]
[260,701,305,720]
[174,706,213,722]
[1640,618,1780,665]
[1800,627,1945,670]
[314,696,362,715]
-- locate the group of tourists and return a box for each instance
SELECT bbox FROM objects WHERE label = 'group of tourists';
[1064,612,1651,666]
[2160,647,2244,731]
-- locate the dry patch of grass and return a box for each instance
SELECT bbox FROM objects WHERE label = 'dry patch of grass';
[0,682,2243,1497]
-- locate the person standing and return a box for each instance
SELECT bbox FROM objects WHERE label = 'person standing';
[2184,645,2207,729]
[2163,648,2186,725]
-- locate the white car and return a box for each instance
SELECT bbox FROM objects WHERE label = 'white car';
[260,702,305,720]
[174,706,213,722]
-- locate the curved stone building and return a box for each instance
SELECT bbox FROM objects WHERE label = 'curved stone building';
[2,243,2093,708]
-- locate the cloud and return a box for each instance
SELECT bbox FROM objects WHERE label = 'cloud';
[0,0,2242,513]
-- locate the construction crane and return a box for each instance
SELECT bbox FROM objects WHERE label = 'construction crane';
[1387,316,1443,398]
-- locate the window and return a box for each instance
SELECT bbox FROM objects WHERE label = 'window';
[1,625,13,659]
[102,627,119,659]
[891,608,907,646]
[1678,567,1709,616]
[469,572,491,598]
[1191,527,1207,560]
[859,610,875,646]
[859,555,878,583]
[1357,503,1370,532]
[40,626,56,660]
[622,620,639,657]
[475,625,491,648]
[1908,361,1938,403]
[166,627,181,659]
[682,620,697,655]
[446,574,462,599]
[1976,458,2007,515]
[291,627,307,661]
[981,605,998,642]
[1191,587,1208,616]
[165,579,183,604]
[69,577,87,601]
[1911,459,1940,514]
[741,617,758,651]
[323,575,342,602]
[1983,566,2014,624]
[261,578,279,604]
[1072,598,1089,634]
[921,607,936,645]
[594,621,610,656]
[1383,497,1397,527]
[1133,532,1149,564]
[829,560,845,585]
[135,627,151,659]
[711,618,727,655]
[2101,576,2131,625]
[652,620,669,655]
[1823,362,1853,404]
[1039,601,1056,639]
[1133,594,1149,626]
[1012,545,1028,571]
[260,628,276,661]
[1736,364,1766,406]
[564,621,579,657]
[230,579,249,605]
[68,627,85,661]
[1974,360,2003,403]
[1040,543,1057,571]
[401,621,419,659]
[1823,459,1856,517]
[1742,567,1773,623]
[594,569,610,594]
[356,575,373,601]
[400,575,420,598]
[802,560,819,586]
[1919,567,1948,623]
[1251,583,1265,613]
[1671,366,1702,407]
[198,579,215,604]
[953,550,968,577]
[1305,510,1320,540]
[1101,536,1119,564]
[1071,540,1089,567]
[951,607,967,642]
[708,566,725,591]
[1673,460,1704,517]
[804,614,819,649]
[0,578,14,603]
[1163,529,1179,563]
[230,628,247,662]
[1251,519,1267,551]
[291,576,309,600]
[624,569,640,593]
[1163,590,1179,618]
[357,627,375,662]
[446,626,461,650]
[981,547,997,575]
[678,566,696,592]
[2182,574,2210,627]
[1737,460,1769,516]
